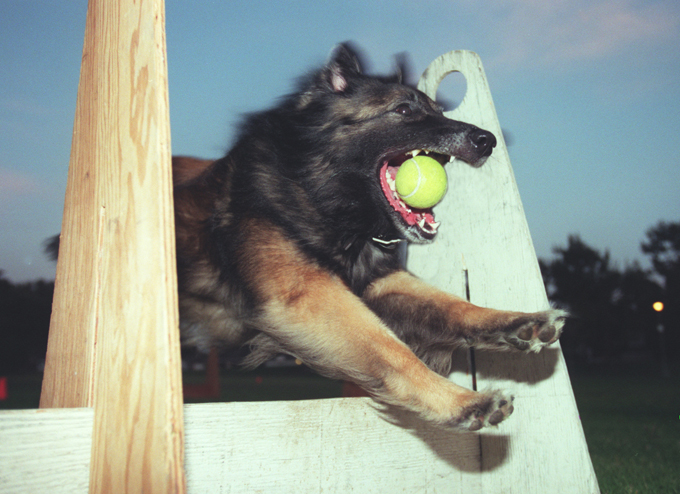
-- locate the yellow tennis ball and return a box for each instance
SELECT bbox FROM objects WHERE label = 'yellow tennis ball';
[395,155,448,209]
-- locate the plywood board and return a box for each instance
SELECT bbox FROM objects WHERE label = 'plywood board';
[184,399,484,494]
[0,408,93,494]
[409,50,599,493]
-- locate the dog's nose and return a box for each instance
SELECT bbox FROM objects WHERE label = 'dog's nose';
[469,129,496,157]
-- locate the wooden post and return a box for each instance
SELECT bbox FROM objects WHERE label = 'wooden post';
[39,0,185,492]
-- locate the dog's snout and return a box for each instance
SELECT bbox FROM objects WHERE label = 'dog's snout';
[469,129,496,157]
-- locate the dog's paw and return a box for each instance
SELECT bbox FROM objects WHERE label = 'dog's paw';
[500,309,567,353]
[447,390,514,431]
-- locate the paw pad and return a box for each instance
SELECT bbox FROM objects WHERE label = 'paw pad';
[454,392,514,431]
[504,309,567,352]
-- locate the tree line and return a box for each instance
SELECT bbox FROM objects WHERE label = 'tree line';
[0,272,53,374]
[1,221,678,374]
[540,220,679,365]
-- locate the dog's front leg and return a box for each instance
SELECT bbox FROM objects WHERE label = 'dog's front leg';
[258,269,514,430]
[242,227,513,430]
[364,270,566,363]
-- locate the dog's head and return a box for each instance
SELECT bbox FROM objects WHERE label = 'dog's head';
[289,44,496,244]
[297,44,497,244]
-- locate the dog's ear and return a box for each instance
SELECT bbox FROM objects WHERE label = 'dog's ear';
[322,42,364,93]
[393,51,414,86]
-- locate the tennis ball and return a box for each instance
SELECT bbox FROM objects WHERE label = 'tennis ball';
[395,155,448,209]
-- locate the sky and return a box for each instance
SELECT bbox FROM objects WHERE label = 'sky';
[1,0,679,283]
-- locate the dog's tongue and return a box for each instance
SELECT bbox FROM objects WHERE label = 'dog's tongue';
[380,162,440,235]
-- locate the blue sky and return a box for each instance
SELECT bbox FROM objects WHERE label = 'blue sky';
[1,0,679,282]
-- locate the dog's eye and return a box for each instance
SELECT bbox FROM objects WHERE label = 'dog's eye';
[394,104,412,116]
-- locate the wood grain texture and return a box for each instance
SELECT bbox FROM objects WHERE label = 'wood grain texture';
[39,0,185,492]
[410,50,600,493]
[0,408,93,494]
[184,399,485,494]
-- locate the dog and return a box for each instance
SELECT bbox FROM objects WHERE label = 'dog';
[172,44,565,431]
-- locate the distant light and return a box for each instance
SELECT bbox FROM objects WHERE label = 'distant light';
[653,301,664,312]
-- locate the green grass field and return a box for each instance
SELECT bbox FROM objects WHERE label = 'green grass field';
[569,365,680,494]
[2,364,678,493]
[183,365,345,402]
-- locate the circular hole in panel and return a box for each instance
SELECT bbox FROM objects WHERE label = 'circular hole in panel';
[435,71,467,112]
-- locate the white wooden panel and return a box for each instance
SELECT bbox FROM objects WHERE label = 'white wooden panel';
[413,50,545,311]
[408,51,599,493]
[0,408,93,494]
[185,399,484,493]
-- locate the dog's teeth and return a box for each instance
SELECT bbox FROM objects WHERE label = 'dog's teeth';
[385,169,396,190]
[416,218,440,233]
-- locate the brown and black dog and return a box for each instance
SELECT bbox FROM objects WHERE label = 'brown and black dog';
[172,44,565,431]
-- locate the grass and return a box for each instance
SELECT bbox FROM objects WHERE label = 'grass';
[2,363,678,493]
[182,365,344,403]
[569,364,680,494]
[0,374,43,410]
[0,367,343,409]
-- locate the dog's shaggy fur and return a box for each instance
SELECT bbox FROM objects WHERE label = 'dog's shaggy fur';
[172,44,564,431]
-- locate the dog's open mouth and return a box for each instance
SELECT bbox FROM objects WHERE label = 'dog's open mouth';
[379,150,452,238]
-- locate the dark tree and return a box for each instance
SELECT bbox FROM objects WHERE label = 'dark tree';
[615,263,664,359]
[0,271,54,374]
[540,235,624,361]
[642,221,680,360]
[540,234,669,363]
